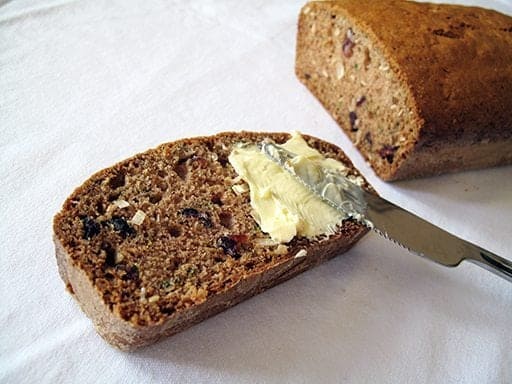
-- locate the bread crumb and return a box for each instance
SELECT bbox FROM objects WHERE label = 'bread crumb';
[294,249,307,259]
[131,210,146,225]
[232,183,249,195]
[336,62,345,80]
[148,295,160,303]
[113,199,130,209]
[115,252,124,264]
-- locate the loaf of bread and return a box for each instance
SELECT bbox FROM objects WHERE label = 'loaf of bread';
[296,0,512,180]
[53,132,369,351]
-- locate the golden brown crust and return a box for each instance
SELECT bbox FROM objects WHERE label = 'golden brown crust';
[296,0,512,180]
[53,131,369,350]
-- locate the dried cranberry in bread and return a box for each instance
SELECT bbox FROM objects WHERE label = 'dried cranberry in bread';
[296,0,512,180]
[53,132,369,351]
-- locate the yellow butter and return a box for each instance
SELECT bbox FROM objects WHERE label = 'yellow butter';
[228,132,353,243]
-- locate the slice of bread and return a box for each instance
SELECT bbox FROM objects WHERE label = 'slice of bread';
[53,132,369,351]
[296,0,512,180]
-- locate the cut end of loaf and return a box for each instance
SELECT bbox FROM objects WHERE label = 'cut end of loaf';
[53,132,370,350]
[296,2,422,181]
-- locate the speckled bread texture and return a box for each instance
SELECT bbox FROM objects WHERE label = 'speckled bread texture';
[296,0,512,180]
[53,132,369,351]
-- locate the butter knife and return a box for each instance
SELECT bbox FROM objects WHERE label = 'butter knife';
[261,141,512,282]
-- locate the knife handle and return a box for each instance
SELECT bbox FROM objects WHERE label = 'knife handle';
[467,247,512,283]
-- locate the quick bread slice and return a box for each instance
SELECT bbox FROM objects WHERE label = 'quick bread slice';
[53,132,369,351]
[296,0,512,180]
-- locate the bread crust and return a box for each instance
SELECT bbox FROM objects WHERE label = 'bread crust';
[53,132,369,350]
[296,0,512,180]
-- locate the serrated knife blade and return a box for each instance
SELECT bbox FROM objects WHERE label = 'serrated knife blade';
[261,140,512,282]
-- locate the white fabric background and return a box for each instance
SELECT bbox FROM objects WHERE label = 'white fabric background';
[1,1,511,383]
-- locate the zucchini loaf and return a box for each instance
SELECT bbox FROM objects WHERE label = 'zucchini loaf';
[296,0,512,180]
[53,132,369,351]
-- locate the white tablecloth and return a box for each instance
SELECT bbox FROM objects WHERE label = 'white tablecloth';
[1,1,511,383]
